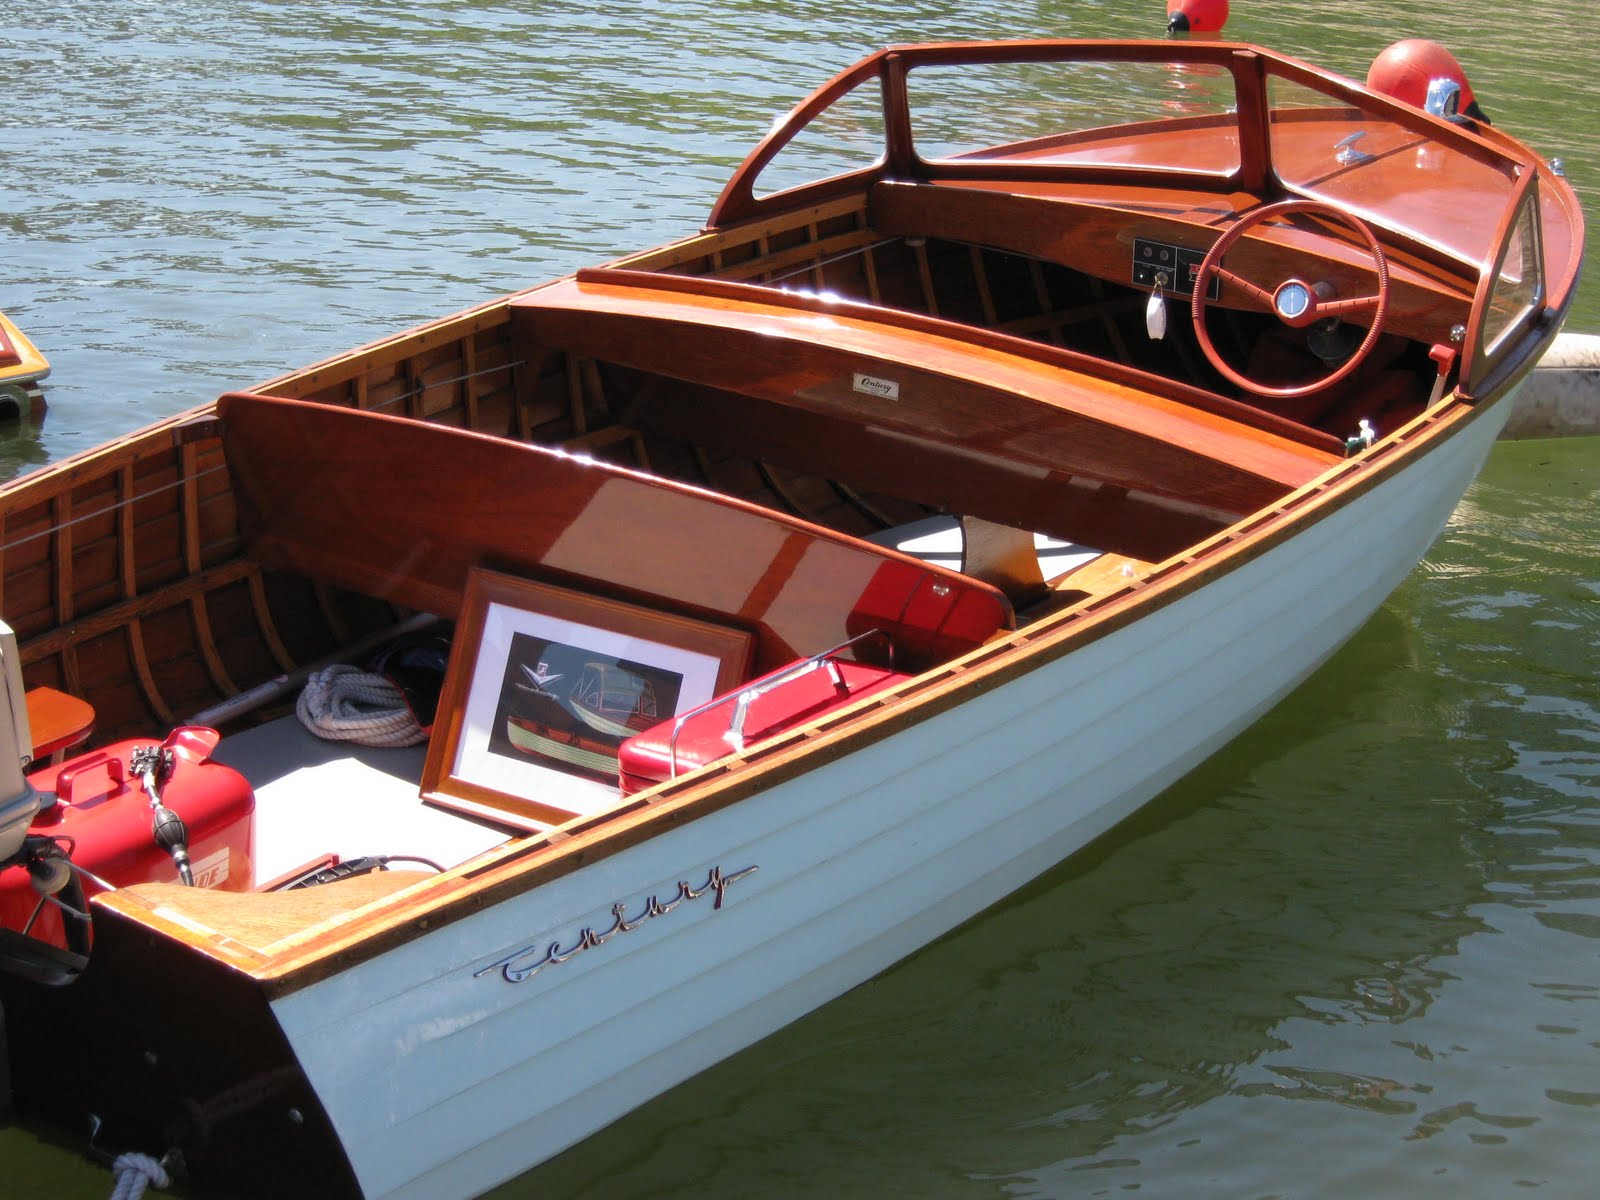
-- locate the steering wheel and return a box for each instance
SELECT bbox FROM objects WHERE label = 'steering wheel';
[1190,199,1391,400]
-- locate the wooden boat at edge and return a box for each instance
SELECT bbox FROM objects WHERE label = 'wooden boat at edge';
[0,38,1583,1200]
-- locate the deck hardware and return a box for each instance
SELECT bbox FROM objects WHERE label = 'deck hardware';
[475,864,758,984]
[661,631,894,768]
[1334,132,1372,165]
[1424,77,1469,124]
[1344,420,1377,456]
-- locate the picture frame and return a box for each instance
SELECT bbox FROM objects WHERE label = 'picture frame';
[421,568,754,830]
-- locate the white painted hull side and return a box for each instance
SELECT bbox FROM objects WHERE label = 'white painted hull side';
[272,396,1513,1200]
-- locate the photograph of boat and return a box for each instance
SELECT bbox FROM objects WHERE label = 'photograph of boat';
[0,34,1582,1200]
[567,662,662,740]
[493,640,675,778]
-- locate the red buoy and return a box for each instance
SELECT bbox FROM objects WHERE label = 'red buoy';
[1367,39,1489,122]
[1167,0,1228,33]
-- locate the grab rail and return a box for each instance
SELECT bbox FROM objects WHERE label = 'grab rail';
[664,630,895,776]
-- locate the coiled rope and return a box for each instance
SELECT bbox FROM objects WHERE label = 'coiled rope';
[109,1152,169,1200]
[296,664,425,748]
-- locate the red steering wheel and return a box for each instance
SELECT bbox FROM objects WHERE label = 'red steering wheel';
[1191,199,1391,400]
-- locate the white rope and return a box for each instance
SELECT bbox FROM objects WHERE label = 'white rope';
[109,1152,170,1200]
[296,664,426,748]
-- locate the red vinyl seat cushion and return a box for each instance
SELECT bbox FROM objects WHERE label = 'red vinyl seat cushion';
[618,659,909,794]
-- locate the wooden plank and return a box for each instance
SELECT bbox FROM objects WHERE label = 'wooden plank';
[116,467,136,604]
[52,491,73,625]
[969,245,998,327]
[18,558,261,666]
[913,239,939,317]
[513,347,549,441]
[247,570,297,673]
[462,334,481,428]
[115,871,436,960]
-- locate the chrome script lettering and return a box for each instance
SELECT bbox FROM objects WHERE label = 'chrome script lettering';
[475,864,758,984]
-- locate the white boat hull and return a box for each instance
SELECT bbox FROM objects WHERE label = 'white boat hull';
[272,394,1512,1200]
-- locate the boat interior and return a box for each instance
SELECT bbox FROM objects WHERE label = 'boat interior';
[0,40,1573,963]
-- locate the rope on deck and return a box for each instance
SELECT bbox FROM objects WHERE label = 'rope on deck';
[109,1153,169,1200]
[295,664,425,748]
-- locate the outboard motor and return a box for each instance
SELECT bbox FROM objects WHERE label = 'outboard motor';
[0,621,40,863]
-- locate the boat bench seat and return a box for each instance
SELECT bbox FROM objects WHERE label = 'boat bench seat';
[618,641,911,794]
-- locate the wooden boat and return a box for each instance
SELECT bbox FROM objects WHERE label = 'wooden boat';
[0,37,1582,1200]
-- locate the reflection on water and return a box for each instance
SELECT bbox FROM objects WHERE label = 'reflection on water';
[0,413,50,481]
[3,1,1598,1197]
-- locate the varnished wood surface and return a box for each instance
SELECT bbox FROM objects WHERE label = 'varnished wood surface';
[512,271,1340,517]
[24,685,95,759]
[116,870,433,960]
[870,180,1476,347]
[219,392,1012,673]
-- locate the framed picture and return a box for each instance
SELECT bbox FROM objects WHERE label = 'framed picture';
[421,568,754,829]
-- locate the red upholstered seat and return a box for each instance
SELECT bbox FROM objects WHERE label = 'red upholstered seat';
[618,657,909,794]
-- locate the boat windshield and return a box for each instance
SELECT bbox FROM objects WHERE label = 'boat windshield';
[749,51,1243,201]
[1264,71,1519,270]
[903,58,1240,175]
[718,41,1539,291]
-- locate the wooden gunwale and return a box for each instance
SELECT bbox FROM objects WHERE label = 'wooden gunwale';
[0,410,216,508]
[91,364,1520,997]
[254,301,514,401]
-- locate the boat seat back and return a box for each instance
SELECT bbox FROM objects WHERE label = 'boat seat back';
[217,392,1014,674]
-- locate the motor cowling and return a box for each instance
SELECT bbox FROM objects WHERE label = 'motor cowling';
[0,620,40,863]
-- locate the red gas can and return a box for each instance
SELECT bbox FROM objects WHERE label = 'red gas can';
[0,727,254,948]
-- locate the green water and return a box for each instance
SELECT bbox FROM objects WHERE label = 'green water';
[2,2,1596,1197]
